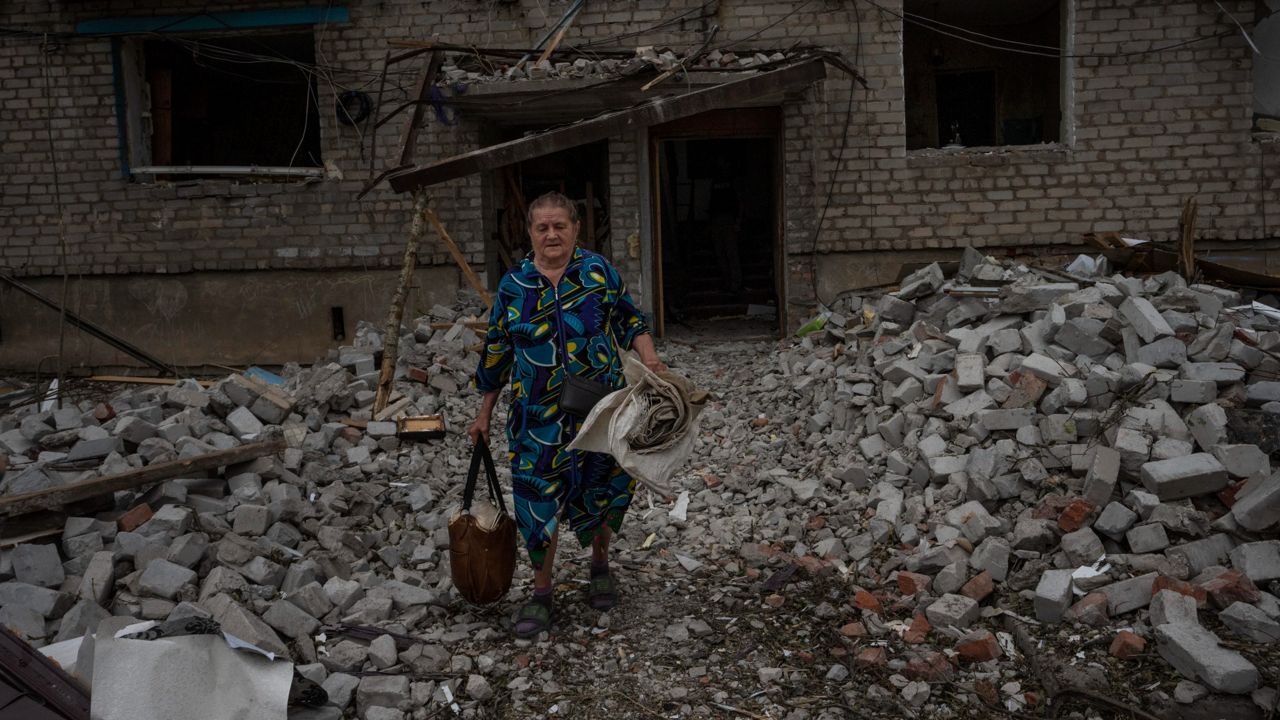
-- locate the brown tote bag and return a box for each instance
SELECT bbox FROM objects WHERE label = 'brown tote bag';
[448,441,516,605]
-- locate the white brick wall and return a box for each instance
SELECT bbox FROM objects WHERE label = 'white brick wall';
[0,0,1277,289]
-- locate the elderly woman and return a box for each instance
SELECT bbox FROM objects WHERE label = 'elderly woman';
[468,191,664,638]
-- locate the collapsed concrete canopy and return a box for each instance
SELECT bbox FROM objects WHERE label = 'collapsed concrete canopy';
[387,58,829,192]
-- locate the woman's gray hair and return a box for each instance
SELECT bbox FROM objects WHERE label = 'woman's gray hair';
[526,191,579,225]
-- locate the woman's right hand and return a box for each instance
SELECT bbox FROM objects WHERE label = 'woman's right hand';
[467,413,491,447]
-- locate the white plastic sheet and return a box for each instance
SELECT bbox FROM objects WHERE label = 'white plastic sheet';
[568,356,709,497]
[91,632,292,720]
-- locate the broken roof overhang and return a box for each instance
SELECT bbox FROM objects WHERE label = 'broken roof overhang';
[387,58,828,193]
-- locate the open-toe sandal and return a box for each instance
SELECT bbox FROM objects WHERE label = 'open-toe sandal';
[588,572,618,611]
[514,600,552,638]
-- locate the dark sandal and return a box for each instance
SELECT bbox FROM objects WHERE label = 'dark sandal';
[514,600,552,638]
[588,573,619,611]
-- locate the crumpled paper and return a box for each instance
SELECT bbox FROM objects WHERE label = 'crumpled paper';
[568,356,709,496]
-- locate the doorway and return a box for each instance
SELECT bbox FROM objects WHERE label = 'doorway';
[650,108,781,337]
[490,139,610,275]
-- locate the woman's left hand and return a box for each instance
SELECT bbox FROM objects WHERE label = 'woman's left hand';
[643,357,668,374]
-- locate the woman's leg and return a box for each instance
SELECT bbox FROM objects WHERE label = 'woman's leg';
[533,528,560,590]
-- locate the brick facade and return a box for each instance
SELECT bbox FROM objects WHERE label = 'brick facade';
[2,0,1277,328]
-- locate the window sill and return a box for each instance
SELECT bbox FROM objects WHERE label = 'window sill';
[131,166,326,179]
[905,143,1070,168]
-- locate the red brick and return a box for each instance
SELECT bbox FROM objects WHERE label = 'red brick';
[839,622,867,638]
[955,630,1001,662]
[94,403,116,422]
[750,417,768,428]
[118,503,153,532]
[1032,495,1073,520]
[960,570,994,602]
[0,455,7,473]
[1151,575,1208,608]
[1065,592,1110,626]
[405,365,429,383]
[904,651,954,681]
[854,590,883,615]
[764,594,785,608]
[854,647,887,669]
[1057,499,1096,532]
[897,571,932,596]
[1218,480,1245,508]
[1201,570,1261,609]
[1109,630,1145,660]
[903,613,930,644]
[1003,371,1048,408]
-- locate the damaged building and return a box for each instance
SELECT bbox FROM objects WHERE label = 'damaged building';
[1,1,1279,368]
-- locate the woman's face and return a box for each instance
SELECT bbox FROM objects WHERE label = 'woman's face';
[529,206,578,266]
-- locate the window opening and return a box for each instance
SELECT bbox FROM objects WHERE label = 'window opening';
[905,0,1062,150]
[132,32,322,177]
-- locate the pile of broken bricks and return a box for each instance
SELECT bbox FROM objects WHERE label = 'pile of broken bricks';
[2,248,1280,717]
[0,299,496,719]
[798,249,1280,708]
[446,45,800,83]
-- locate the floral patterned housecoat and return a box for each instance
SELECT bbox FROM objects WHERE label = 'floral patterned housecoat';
[474,248,649,567]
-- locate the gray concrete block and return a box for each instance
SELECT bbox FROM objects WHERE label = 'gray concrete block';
[1120,297,1174,342]
[0,581,70,618]
[357,675,411,713]
[1232,474,1280,531]
[1094,502,1137,540]
[1156,622,1259,694]
[1185,403,1228,452]
[1220,602,1280,643]
[138,559,197,599]
[79,550,116,606]
[11,543,65,588]
[1034,569,1074,624]
[1100,572,1158,615]
[969,536,1010,582]
[231,504,271,535]
[1054,318,1114,357]
[1229,541,1280,582]
[1019,353,1067,385]
[1170,379,1217,404]
[1061,527,1105,566]
[226,406,263,438]
[114,416,157,446]
[1151,589,1199,626]
[263,598,319,639]
[1082,445,1121,506]
[65,437,123,462]
[1245,381,1280,406]
[1180,362,1245,385]
[1126,523,1170,554]
[322,673,360,709]
[1137,336,1187,368]
[1168,534,1235,575]
[978,408,1035,431]
[285,581,334,619]
[1212,444,1269,479]
[1140,453,1227,500]
[924,593,980,629]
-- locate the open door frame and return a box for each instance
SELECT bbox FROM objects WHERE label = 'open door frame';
[647,107,785,338]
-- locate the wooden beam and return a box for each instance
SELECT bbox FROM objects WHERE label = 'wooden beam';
[389,59,828,193]
[0,438,284,517]
[425,208,492,306]
[375,191,429,414]
[87,375,213,388]
[398,51,444,167]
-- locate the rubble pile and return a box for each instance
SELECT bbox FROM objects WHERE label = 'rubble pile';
[719,247,1280,710]
[0,299,499,719]
[0,249,1278,717]
[444,46,799,83]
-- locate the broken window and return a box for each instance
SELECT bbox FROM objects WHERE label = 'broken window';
[119,32,322,178]
[904,0,1063,150]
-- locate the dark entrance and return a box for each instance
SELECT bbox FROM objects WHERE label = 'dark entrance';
[651,108,781,337]
[490,140,609,275]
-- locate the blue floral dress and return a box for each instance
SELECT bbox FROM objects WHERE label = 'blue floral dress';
[474,247,649,568]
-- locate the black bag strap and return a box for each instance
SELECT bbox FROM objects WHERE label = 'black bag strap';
[463,440,507,516]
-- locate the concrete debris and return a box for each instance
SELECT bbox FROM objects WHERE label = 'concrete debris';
[5,254,1280,715]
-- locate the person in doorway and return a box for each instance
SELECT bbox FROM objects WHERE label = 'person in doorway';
[468,191,666,638]
[708,160,744,293]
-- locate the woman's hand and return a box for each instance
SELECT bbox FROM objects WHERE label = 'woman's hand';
[468,412,491,446]
[633,333,667,373]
